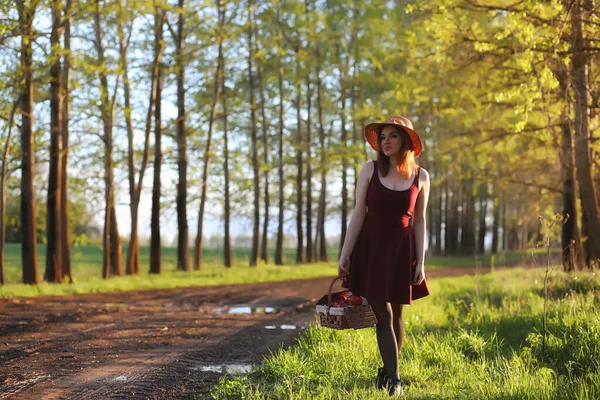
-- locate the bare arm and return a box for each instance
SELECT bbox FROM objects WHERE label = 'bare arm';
[338,161,373,275]
[412,168,430,283]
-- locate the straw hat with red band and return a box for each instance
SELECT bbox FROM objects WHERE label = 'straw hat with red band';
[364,116,423,157]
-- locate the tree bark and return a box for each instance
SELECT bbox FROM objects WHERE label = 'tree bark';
[149,7,164,275]
[60,0,73,282]
[305,73,314,263]
[295,45,304,264]
[339,66,349,254]
[45,0,63,283]
[221,28,232,269]
[1,100,19,285]
[570,0,600,265]
[120,0,139,275]
[477,183,487,255]
[491,183,500,254]
[257,44,270,264]
[125,8,162,275]
[194,1,223,270]
[445,181,459,256]
[275,2,285,266]
[19,0,39,285]
[94,0,119,280]
[434,180,443,256]
[315,53,328,262]
[248,0,260,267]
[559,121,585,270]
[175,0,190,272]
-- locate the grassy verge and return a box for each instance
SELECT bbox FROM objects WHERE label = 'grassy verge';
[211,268,600,399]
[0,242,546,298]
[0,243,339,298]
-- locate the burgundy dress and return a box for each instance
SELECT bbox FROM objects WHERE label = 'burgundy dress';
[346,161,430,304]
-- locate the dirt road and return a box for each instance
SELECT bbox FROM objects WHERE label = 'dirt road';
[0,266,498,399]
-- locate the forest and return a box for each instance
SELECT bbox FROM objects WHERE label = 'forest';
[0,0,598,286]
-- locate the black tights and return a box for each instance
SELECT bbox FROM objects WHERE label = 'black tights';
[369,300,404,380]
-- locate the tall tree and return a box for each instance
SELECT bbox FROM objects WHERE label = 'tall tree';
[149,5,165,275]
[305,73,314,263]
[274,1,285,265]
[19,0,39,285]
[94,0,122,279]
[257,37,270,264]
[1,100,19,285]
[570,0,600,265]
[60,0,73,281]
[248,0,260,267]
[221,14,232,269]
[194,0,223,270]
[294,41,304,264]
[174,0,190,272]
[45,0,64,283]
[315,48,328,262]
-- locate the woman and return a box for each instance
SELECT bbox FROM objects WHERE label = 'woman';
[339,116,430,396]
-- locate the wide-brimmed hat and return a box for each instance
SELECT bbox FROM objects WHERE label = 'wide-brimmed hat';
[364,116,423,157]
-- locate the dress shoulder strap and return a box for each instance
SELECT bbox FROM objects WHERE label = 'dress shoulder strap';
[413,167,421,186]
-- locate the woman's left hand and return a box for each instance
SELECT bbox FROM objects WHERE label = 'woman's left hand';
[413,264,425,285]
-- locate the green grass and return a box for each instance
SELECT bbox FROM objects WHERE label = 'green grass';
[0,242,546,299]
[210,268,600,399]
[0,243,339,298]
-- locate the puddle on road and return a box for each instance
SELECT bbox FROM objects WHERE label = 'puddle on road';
[216,306,278,315]
[264,324,298,330]
[111,375,128,382]
[192,363,253,374]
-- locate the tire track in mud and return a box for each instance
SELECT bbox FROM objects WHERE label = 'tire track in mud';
[0,266,519,399]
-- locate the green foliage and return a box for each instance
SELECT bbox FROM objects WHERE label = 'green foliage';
[211,268,600,399]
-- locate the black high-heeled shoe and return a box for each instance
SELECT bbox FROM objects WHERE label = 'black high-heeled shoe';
[386,377,404,396]
[375,367,387,389]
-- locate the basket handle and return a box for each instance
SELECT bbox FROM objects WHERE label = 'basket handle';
[327,276,344,307]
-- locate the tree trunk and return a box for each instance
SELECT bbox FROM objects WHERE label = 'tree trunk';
[60,0,73,282]
[194,11,223,271]
[248,0,260,267]
[446,181,459,256]
[275,2,285,266]
[477,183,487,255]
[175,0,190,272]
[560,122,585,270]
[571,0,600,265]
[305,73,314,263]
[221,29,232,269]
[501,191,507,251]
[149,7,164,275]
[350,2,360,207]
[45,0,63,283]
[19,0,39,285]
[491,183,500,254]
[1,101,19,285]
[315,54,328,262]
[295,46,304,264]
[94,0,116,280]
[434,180,443,256]
[257,47,270,264]
[339,96,348,254]
[110,207,122,275]
[125,12,161,275]
[120,0,139,275]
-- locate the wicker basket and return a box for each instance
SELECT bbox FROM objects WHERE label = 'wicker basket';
[315,277,378,330]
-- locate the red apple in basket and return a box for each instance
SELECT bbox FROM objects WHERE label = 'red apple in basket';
[347,294,363,306]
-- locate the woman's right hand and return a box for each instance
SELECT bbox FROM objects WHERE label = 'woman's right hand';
[338,255,350,277]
